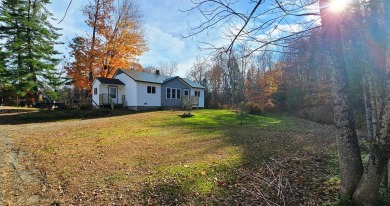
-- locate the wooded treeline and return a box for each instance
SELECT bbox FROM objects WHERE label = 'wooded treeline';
[186,33,334,123]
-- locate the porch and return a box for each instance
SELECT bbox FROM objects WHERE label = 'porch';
[181,96,200,110]
[98,94,127,109]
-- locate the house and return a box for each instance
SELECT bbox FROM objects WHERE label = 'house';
[92,69,205,111]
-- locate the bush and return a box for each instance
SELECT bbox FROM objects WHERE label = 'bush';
[78,103,92,110]
[245,102,264,115]
[299,106,334,124]
[19,101,26,107]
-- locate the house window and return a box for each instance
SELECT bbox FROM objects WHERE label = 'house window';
[93,88,97,95]
[167,88,171,99]
[172,88,176,99]
[195,91,200,97]
[147,86,156,94]
[166,88,181,99]
[184,89,189,96]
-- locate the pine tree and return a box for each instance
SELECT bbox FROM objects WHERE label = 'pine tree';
[0,0,61,102]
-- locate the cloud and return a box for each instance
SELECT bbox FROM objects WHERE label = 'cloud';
[139,24,186,67]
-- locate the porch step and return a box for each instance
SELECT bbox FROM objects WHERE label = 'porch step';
[113,104,123,108]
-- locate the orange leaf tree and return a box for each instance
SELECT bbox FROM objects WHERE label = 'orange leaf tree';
[65,0,147,91]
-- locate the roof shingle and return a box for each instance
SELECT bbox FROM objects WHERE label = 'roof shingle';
[96,77,125,85]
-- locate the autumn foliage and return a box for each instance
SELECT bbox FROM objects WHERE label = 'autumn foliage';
[245,67,282,112]
[65,0,147,91]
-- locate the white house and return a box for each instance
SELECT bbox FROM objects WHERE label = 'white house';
[92,69,205,111]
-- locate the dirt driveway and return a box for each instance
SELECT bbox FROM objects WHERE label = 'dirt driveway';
[0,107,42,205]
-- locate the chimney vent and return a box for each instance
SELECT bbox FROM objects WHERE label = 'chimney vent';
[155,70,160,75]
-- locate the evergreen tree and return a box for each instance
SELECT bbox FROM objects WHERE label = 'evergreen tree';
[228,55,244,106]
[0,0,61,101]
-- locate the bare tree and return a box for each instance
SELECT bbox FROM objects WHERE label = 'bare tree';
[157,60,178,76]
[187,56,209,83]
[183,0,321,56]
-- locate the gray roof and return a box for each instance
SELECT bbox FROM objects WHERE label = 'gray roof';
[115,69,205,89]
[181,78,205,89]
[96,77,125,85]
[117,69,170,84]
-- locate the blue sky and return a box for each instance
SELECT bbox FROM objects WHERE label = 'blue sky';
[47,0,218,77]
[47,0,319,77]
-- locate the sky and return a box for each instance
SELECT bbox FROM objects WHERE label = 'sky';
[46,0,320,78]
[47,0,216,77]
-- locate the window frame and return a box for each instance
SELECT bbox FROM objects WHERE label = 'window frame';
[93,88,97,95]
[166,87,181,99]
[147,86,156,94]
[183,89,189,96]
[166,88,171,99]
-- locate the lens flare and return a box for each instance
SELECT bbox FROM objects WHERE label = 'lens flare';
[329,0,349,12]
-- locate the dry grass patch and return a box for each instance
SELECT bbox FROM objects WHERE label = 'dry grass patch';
[1,108,338,205]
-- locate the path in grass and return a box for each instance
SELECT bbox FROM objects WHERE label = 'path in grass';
[0,107,337,205]
[0,107,41,205]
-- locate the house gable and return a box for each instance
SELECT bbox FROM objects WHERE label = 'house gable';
[161,77,191,107]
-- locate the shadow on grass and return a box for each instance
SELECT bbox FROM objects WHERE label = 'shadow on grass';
[141,110,328,204]
[0,107,136,125]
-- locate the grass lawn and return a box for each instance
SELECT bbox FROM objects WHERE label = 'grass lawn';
[2,108,340,205]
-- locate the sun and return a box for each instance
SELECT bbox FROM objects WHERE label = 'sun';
[328,0,349,12]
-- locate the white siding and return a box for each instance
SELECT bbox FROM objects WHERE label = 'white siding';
[137,82,161,107]
[199,90,205,107]
[191,89,205,108]
[92,80,100,104]
[115,73,137,106]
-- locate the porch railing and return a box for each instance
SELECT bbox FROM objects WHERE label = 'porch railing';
[99,93,116,109]
[122,95,127,109]
[181,96,199,110]
[99,94,110,105]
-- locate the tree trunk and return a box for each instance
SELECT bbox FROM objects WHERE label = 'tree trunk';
[319,0,363,197]
[352,144,388,205]
[353,5,390,201]
[363,73,374,139]
[368,72,380,140]
[383,160,389,187]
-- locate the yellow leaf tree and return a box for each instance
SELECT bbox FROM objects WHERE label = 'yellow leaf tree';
[66,0,147,91]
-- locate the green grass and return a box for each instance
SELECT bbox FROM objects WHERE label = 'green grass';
[6,108,336,204]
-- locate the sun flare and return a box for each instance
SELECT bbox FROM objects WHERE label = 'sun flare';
[329,0,349,12]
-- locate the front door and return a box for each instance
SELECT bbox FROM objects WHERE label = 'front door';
[108,86,118,104]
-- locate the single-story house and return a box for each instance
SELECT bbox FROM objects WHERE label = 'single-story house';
[92,69,205,111]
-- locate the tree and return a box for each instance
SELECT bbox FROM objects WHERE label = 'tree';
[0,0,62,102]
[319,0,363,198]
[227,55,245,106]
[156,60,178,76]
[67,0,147,90]
[188,56,208,84]
[66,0,147,91]
[64,37,89,90]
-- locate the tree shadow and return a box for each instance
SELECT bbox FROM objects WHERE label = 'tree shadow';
[141,110,337,204]
[0,107,136,125]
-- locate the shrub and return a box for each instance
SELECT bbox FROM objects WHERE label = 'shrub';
[19,101,26,107]
[78,103,92,110]
[245,102,263,114]
[299,106,334,124]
